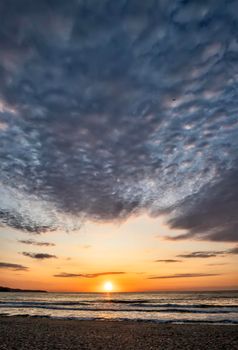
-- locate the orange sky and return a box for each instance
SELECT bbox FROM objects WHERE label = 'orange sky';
[1,214,237,292]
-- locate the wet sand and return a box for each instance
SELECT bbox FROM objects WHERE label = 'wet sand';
[0,316,237,350]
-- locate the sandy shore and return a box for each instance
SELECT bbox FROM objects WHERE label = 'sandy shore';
[0,316,238,350]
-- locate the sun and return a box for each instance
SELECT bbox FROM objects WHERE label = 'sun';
[103,281,113,292]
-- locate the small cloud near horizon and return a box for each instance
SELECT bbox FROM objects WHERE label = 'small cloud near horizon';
[22,252,57,260]
[177,251,224,258]
[176,247,238,259]
[54,272,126,278]
[148,273,221,279]
[155,259,182,263]
[206,263,227,266]
[228,246,238,254]
[18,239,55,247]
[0,262,28,271]
[78,245,92,249]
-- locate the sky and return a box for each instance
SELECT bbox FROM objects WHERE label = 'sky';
[0,0,238,292]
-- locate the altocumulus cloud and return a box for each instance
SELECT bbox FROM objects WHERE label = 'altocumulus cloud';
[0,1,237,241]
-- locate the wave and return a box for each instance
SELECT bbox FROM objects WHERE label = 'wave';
[0,304,237,314]
[1,300,238,309]
[1,313,238,325]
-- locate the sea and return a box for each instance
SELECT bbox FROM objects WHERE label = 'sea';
[0,291,238,324]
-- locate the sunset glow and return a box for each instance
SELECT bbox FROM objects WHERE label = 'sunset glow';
[0,214,237,293]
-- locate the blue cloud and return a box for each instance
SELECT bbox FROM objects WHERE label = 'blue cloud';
[0,1,237,241]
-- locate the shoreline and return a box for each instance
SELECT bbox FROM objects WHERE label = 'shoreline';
[1,316,238,349]
[1,313,238,325]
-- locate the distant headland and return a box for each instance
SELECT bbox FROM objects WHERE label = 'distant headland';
[0,286,47,293]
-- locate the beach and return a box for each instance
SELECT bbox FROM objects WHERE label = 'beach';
[0,316,237,350]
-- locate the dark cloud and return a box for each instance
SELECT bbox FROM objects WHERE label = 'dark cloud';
[54,272,125,278]
[0,210,53,234]
[166,171,238,242]
[0,262,28,271]
[155,259,182,263]
[176,247,238,258]
[22,252,57,260]
[177,251,224,258]
[148,273,221,280]
[0,1,237,241]
[228,246,238,254]
[18,239,55,247]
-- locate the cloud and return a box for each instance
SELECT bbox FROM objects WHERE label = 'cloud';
[177,251,224,258]
[22,252,57,260]
[228,246,238,254]
[0,262,28,271]
[206,263,227,266]
[166,171,238,242]
[148,273,221,279]
[18,239,55,247]
[155,259,182,263]
[176,247,238,258]
[0,1,237,241]
[78,245,91,249]
[54,272,126,278]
